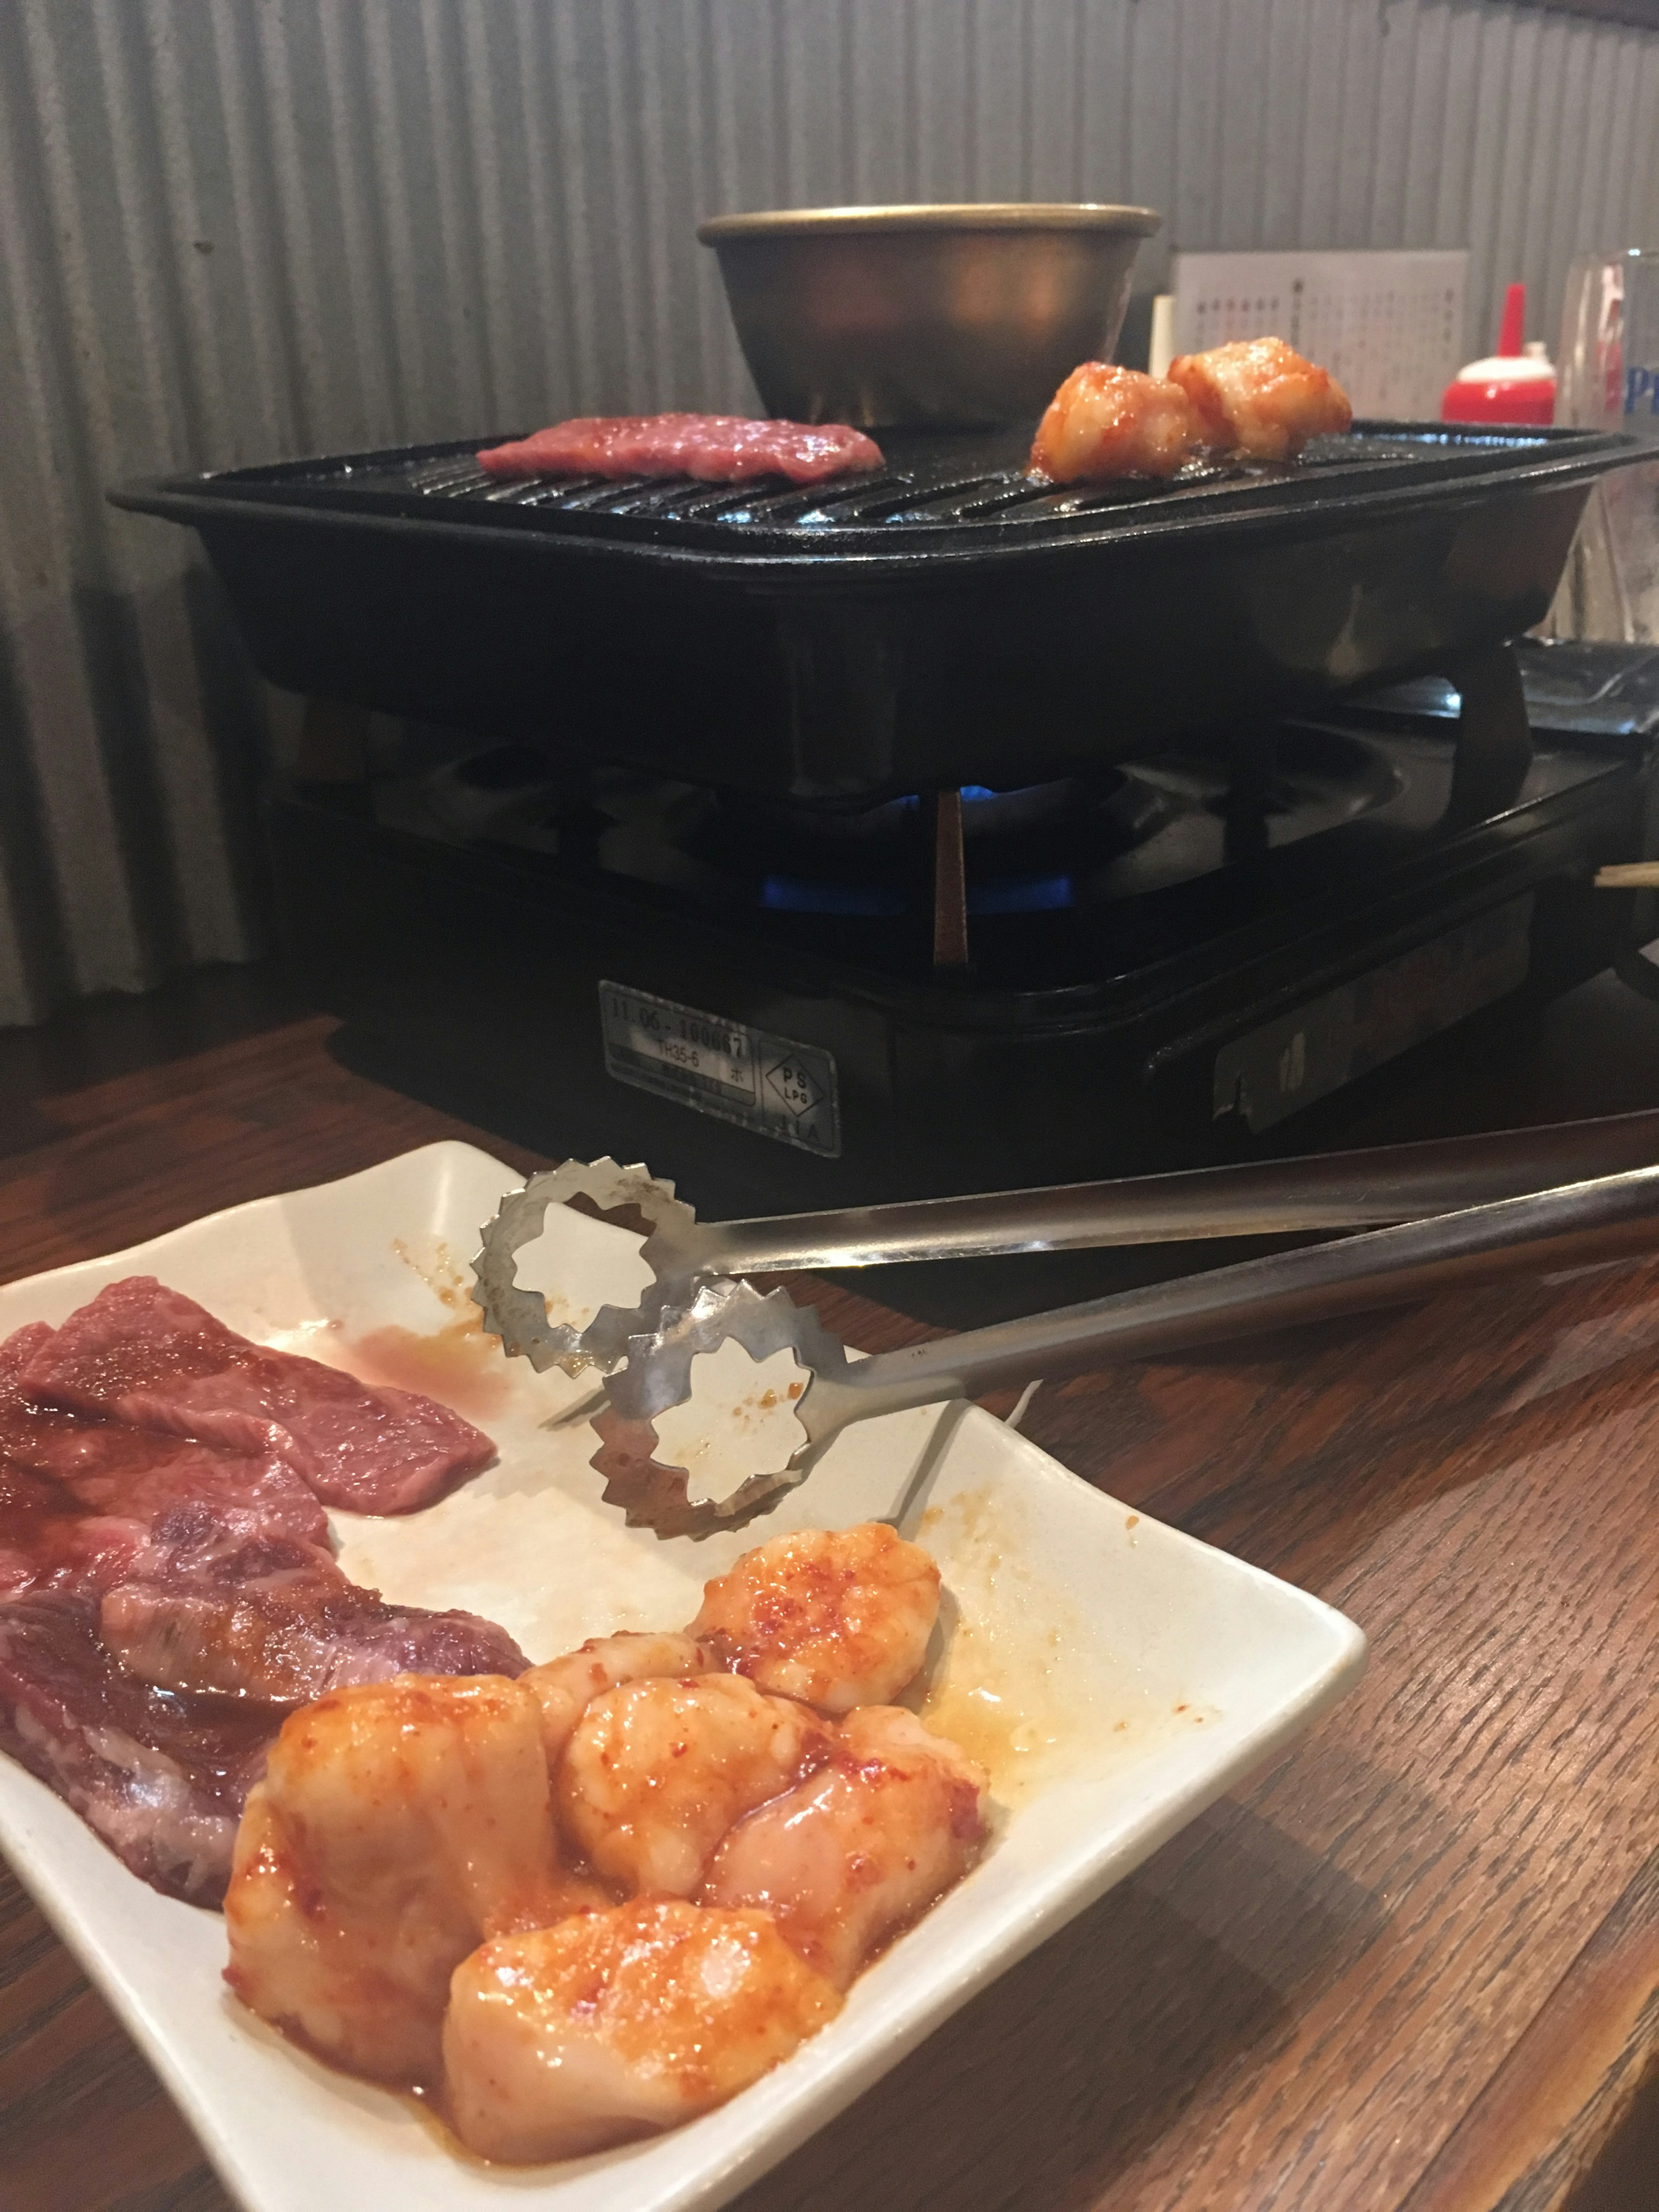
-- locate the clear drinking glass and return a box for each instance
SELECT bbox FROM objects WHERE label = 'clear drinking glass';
[1547,248,1659,641]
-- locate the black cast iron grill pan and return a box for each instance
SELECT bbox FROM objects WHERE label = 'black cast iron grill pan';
[113,423,1636,803]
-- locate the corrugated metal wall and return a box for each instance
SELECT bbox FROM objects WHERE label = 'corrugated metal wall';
[4,0,1659,1026]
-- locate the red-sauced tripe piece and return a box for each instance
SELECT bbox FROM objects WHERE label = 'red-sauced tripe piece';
[701,1703,988,1990]
[442,1900,843,2164]
[19,1277,495,1514]
[689,1520,941,1714]
[556,1673,833,1897]
[477,412,886,487]
[1166,335,1353,462]
[1028,361,1207,484]
[225,1675,593,2085]
[521,1628,715,1768]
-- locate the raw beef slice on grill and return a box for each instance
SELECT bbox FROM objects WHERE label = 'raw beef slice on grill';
[19,1278,496,1514]
[477,412,886,486]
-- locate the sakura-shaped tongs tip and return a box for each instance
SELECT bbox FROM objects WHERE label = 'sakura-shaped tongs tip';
[470,1157,699,1373]
[591,1281,856,1539]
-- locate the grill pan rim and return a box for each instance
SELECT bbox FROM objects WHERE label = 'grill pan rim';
[111,424,1639,588]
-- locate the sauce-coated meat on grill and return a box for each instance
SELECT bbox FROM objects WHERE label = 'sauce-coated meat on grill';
[1029,337,1353,483]
[1029,362,1208,483]
[1167,334,1353,462]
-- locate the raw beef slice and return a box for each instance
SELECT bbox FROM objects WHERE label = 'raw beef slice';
[99,1497,529,1705]
[0,1591,276,1902]
[0,1307,523,1900]
[0,1318,325,1595]
[19,1278,496,1513]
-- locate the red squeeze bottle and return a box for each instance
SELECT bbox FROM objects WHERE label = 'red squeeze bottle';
[1441,282,1556,426]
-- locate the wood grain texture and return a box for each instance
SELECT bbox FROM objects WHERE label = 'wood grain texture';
[1400,1851,1659,2212]
[0,995,1654,2212]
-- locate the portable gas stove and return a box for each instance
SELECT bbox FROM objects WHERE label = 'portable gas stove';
[266,639,1659,1220]
[113,416,1654,1222]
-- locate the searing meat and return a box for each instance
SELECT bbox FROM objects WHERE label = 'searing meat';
[98,1499,527,1703]
[523,1629,713,1768]
[225,1675,586,2082]
[0,1592,274,1901]
[1029,339,1351,481]
[20,1277,495,1514]
[702,1704,987,1989]
[557,1673,831,1897]
[477,413,885,487]
[1166,335,1353,461]
[1028,362,1206,483]
[690,1521,941,1714]
[443,1901,842,2163]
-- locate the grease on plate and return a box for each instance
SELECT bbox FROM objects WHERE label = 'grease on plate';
[270,1236,1220,1781]
[916,1485,1217,1801]
[352,1317,515,1422]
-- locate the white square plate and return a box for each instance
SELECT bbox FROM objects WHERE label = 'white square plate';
[0,1142,1367,2212]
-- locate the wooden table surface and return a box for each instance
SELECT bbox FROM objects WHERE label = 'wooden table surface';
[0,973,1656,2212]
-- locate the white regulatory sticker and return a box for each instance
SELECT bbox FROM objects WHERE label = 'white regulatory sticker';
[598,981,841,1157]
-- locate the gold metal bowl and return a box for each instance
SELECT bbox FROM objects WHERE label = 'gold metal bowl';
[697,203,1161,429]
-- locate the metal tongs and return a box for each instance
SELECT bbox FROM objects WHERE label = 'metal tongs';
[472,1112,1659,1536]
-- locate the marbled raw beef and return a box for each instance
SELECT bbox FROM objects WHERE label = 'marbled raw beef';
[19,1279,495,1514]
